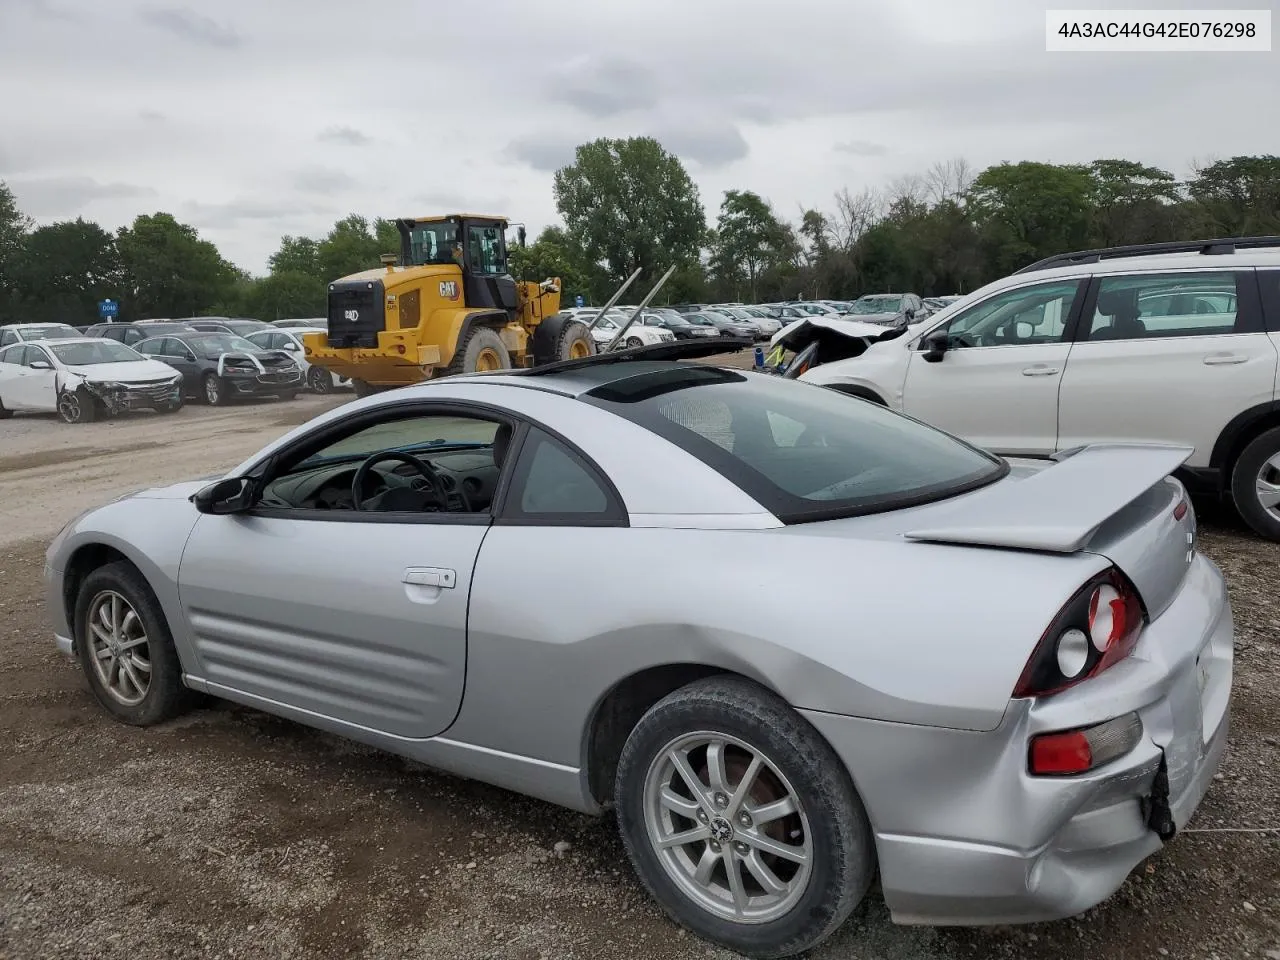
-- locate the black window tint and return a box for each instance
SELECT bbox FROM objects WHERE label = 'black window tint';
[1086,272,1244,341]
[502,428,625,525]
[583,368,1004,524]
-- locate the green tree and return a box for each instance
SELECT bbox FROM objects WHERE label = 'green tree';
[509,225,599,305]
[1086,159,1185,246]
[967,162,1096,273]
[0,182,32,322]
[13,218,121,324]
[116,213,238,319]
[240,271,328,320]
[315,214,394,281]
[553,137,706,287]
[1187,155,1280,235]
[710,190,796,301]
[269,235,321,276]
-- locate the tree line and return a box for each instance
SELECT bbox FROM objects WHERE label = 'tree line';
[2,144,1277,325]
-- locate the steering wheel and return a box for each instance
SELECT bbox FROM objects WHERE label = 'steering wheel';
[351,451,451,512]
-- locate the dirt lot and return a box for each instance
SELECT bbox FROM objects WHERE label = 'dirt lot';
[1,389,1278,960]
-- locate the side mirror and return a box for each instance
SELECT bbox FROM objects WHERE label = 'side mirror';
[904,307,916,320]
[193,476,254,515]
[29,359,52,370]
[922,330,949,363]
[283,341,300,351]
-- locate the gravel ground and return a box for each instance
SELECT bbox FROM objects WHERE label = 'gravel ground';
[0,378,1278,960]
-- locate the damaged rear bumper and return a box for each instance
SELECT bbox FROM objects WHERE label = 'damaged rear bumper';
[799,552,1232,926]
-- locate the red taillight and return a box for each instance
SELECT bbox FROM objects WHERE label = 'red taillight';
[1030,731,1092,774]
[1028,713,1143,776]
[1013,568,1146,698]
[1173,499,1188,521]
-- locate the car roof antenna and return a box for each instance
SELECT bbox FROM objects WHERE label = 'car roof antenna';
[604,264,679,353]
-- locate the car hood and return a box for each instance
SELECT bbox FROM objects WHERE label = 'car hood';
[64,359,177,381]
[769,315,907,351]
[130,478,219,501]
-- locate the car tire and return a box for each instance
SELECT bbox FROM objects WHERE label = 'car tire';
[307,367,332,393]
[203,372,226,406]
[625,337,643,349]
[615,676,874,959]
[555,320,596,362]
[447,327,511,376]
[1230,426,1280,541]
[74,561,193,726]
[57,387,98,424]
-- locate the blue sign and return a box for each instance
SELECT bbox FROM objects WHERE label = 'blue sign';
[98,299,119,319]
[575,295,584,308]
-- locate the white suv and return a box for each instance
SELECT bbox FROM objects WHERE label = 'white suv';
[801,238,1280,539]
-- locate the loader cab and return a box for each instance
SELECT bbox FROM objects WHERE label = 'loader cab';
[397,215,518,314]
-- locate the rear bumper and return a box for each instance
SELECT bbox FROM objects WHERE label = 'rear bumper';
[802,552,1232,926]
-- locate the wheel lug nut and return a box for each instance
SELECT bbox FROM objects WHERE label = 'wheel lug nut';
[735,842,749,855]
[738,813,751,827]
[697,809,709,822]
[714,793,729,808]
[709,840,721,852]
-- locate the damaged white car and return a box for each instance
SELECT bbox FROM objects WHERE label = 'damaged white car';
[0,338,183,423]
[764,314,924,380]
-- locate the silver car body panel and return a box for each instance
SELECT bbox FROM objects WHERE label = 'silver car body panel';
[44,367,1232,925]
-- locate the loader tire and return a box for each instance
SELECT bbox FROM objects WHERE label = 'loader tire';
[555,320,596,362]
[447,327,511,376]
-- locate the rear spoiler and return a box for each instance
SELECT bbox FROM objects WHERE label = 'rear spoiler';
[904,444,1193,553]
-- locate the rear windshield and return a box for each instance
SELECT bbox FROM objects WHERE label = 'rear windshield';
[49,341,142,365]
[583,367,1005,522]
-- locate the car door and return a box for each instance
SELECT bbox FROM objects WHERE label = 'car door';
[176,404,508,739]
[1057,269,1277,462]
[155,338,202,391]
[8,344,58,411]
[901,278,1085,456]
[0,345,28,408]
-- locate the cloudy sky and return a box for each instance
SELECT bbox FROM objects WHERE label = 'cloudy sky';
[1,0,1276,273]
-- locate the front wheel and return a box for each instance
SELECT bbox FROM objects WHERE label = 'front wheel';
[307,367,333,393]
[74,561,193,725]
[625,337,643,349]
[58,388,98,424]
[203,373,226,406]
[615,677,874,959]
[1231,426,1280,541]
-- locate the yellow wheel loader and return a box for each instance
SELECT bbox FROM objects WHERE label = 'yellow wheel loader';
[302,214,596,395]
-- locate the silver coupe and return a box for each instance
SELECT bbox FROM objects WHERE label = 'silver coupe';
[44,348,1232,958]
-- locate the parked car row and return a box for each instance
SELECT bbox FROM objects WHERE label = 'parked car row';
[0,318,353,421]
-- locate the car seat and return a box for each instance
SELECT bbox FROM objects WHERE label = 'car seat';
[1091,289,1146,340]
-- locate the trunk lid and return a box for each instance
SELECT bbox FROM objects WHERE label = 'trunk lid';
[902,444,1196,617]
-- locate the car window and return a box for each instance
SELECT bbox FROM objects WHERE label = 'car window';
[0,329,15,348]
[263,412,506,516]
[246,332,270,348]
[583,367,1004,523]
[937,280,1081,348]
[22,345,51,367]
[47,341,143,365]
[0,344,27,364]
[1085,272,1244,341]
[501,428,625,525]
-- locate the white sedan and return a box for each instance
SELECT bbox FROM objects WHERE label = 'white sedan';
[0,337,183,423]
[246,327,351,393]
[588,314,676,350]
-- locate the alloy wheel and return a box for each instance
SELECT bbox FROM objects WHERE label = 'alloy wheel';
[86,590,152,706]
[642,730,813,923]
[58,392,83,423]
[1256,452,1280,521]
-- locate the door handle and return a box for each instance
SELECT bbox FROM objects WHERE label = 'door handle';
[1021,365,1060,376]
[402,567,456,589]
[1203,354,1247,365]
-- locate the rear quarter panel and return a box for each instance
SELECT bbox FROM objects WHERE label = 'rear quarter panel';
[447,524,1110,772]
